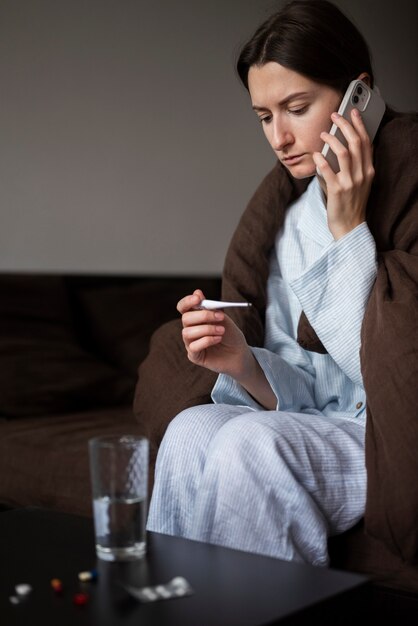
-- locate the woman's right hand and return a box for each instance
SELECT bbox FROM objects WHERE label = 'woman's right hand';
[177,289,252,379]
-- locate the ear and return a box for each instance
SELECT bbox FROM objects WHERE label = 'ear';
[357,72,371,87]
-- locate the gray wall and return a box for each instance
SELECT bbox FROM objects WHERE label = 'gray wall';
[0,0,416,275]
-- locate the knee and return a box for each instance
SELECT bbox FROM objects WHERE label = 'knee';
[207,412,271,466]
[160,403,231,456]
[162,405,207,448]
[207,411,303,468]
[153,406,209,476]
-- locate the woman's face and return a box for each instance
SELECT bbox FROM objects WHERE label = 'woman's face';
[248,62,342,179]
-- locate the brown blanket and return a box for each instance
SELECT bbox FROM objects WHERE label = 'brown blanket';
[134,108,418,564]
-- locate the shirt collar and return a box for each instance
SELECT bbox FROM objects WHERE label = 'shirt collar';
[297,177,333,247]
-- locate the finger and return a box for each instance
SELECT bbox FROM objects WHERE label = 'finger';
[188,335,223,357]
[327,112,364,175]
[312,150,336,186]
[182,324,225,343]
[330,111,362,145]
[321,113,361,170]
[182,309,224,328]
[177,289,206,314]
[320,128,354,176]
[351,109,374,178]
[350,108,370,143]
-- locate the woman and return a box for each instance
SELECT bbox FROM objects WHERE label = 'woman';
[146,0,418,566]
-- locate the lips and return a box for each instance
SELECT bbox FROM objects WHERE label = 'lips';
[282,153,305,163]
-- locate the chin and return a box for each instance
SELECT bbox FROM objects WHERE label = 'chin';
[279,154,316,180]
[283,164,316,180]
[292,171,316,180]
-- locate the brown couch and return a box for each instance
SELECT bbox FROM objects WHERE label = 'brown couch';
[0,272,220,515]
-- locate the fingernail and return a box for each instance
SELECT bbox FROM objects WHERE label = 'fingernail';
[331,112,339,120]
[353,108,360,117]
[214,312,223,320]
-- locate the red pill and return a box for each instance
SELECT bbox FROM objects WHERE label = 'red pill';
[73,592,89,606]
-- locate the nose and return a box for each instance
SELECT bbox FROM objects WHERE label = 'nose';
[271,117,293,152]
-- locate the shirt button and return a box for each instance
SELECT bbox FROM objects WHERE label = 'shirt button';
[356,401,363,410]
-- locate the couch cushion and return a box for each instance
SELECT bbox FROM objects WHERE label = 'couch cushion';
[0,407,138,516]
[0,275,134,417]
[70,276,221,377]
[329,522,418,594]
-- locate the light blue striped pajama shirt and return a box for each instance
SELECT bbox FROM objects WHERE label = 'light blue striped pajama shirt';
[147,176,378,566]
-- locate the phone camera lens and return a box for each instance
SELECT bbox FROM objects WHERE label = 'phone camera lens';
[353,95,359,104]
[357,86,363,95]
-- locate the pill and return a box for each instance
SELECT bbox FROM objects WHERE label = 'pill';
[73,592,89,606]
[78,569,97,582]
[9,596,20,605]
[15,584,32,596]
[50,578,63,592]
[155,585,171,599]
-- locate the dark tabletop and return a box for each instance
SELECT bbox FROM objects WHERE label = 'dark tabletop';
[0,507,367,625]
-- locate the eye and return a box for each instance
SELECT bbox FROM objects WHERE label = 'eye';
[258,115,272,125]
[288,106,308,116]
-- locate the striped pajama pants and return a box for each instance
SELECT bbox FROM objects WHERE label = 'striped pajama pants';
[147,403,366,566]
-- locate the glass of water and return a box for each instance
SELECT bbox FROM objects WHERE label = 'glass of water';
[88,435,149,561]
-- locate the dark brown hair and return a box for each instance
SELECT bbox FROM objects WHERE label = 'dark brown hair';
[237,0,374,93]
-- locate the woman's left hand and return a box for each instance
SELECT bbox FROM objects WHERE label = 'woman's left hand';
[313,108,375,240]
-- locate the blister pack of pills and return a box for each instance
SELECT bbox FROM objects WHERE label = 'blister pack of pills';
[121,576,194,603]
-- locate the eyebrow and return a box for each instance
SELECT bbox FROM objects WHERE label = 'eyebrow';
[252,91,310,111]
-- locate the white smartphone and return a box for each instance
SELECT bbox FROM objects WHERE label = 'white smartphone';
[321,79,386,174]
